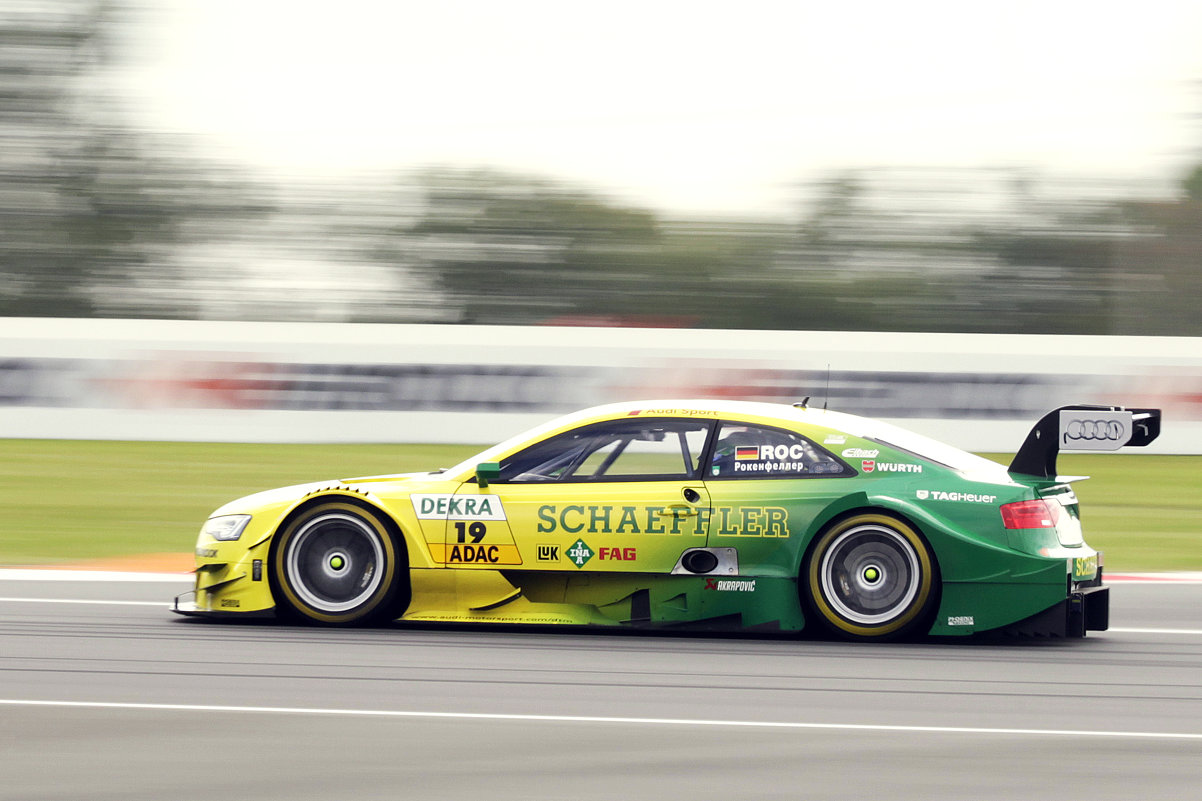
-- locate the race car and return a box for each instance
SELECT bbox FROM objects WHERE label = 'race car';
[174,400,1160,639]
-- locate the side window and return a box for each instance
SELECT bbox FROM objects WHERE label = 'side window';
[709,421,851,479]
[497,418,713,483]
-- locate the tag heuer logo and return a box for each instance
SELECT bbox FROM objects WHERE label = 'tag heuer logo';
[916,490,930,500]
[567,539,594,568]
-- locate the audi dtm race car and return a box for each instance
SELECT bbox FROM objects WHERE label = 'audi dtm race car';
[174,401,1160,640]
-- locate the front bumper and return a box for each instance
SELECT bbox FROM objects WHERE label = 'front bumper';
[172,588,276,619]
[172,546,278,617]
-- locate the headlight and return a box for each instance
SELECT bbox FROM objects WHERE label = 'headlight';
[201,514,252,541]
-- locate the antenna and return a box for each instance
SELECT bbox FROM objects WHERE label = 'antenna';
[824,364,830,410]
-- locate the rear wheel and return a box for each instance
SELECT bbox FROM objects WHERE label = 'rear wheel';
[805,513,938,641]
[271,500,406,625]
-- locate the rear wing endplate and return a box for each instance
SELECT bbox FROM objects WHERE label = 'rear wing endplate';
[1008,405,1162,479]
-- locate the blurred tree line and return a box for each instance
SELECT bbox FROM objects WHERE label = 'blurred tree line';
[2,1,1201,334]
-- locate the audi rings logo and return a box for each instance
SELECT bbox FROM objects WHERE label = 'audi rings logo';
[1058,411,1131,451]
[1064,419,1125,441]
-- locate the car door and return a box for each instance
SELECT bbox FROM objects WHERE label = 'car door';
[450,416,714,574]
[702,419,857,575]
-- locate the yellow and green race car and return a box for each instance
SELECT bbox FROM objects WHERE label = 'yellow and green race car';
[174,400,1160,640]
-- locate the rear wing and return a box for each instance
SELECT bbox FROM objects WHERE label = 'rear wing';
[1008,405,1162,479]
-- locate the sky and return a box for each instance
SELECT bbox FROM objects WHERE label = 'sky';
[122,0,1202,217]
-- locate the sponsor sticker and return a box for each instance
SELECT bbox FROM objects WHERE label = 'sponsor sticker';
[1073,554,1098,580]
[536,504,789,538]
[843,448,879,458]
[947,615,974,626]
[915,490,997,503]
[536,544,560,562]
[704,577,757,592]
[862,461,922,474]
[598,546,637,561]
[447,544,502,564]
[733,460,809,473]
[411,493,507,521]
[824,435,847,445]
[567,539,594,568]
[757,444,810,461]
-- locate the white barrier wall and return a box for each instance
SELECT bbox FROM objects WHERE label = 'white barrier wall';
[2,317,1200,452]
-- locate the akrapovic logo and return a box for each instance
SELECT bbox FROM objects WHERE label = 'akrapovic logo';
[704,578,756,592]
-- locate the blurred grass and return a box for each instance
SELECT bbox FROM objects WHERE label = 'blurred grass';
[982,453,1200,572]
[1,441,1197,570]
[0,440,480,566]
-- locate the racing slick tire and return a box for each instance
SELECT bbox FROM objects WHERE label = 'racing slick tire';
[271,499,407,626]
[804,513,939,641]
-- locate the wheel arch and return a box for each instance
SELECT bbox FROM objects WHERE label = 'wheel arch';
[267,491,412,624]
[269,491,411,565]
[799,502,944,640]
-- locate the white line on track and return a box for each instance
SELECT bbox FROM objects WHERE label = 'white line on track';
[0,597,167,607]
[2,698,1200,740]
[0,569,190,582]
[1107,627,1202,635]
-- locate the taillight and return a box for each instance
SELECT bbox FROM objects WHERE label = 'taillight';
[1000,499,1061,529]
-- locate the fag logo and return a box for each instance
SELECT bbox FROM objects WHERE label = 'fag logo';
[566,539,594,568]
[862,460,875,472]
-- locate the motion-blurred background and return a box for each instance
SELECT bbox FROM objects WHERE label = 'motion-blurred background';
[4,0,1202,333]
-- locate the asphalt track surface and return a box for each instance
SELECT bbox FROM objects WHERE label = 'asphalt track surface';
[2,572,1200,801]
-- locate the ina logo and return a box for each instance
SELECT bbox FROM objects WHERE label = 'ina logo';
[862,460,875,472]
[567,539,594,568]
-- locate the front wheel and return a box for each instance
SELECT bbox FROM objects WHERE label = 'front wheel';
[271,500,406,625]
[804,513,938,641]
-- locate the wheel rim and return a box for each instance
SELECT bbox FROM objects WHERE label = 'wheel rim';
[818,524,921,625]
[284,513,385,613]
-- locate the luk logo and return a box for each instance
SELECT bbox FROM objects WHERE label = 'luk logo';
[567,539,594,568]
[536,544,559,562]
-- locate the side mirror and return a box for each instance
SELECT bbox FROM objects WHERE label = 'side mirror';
[475,462,501,488]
